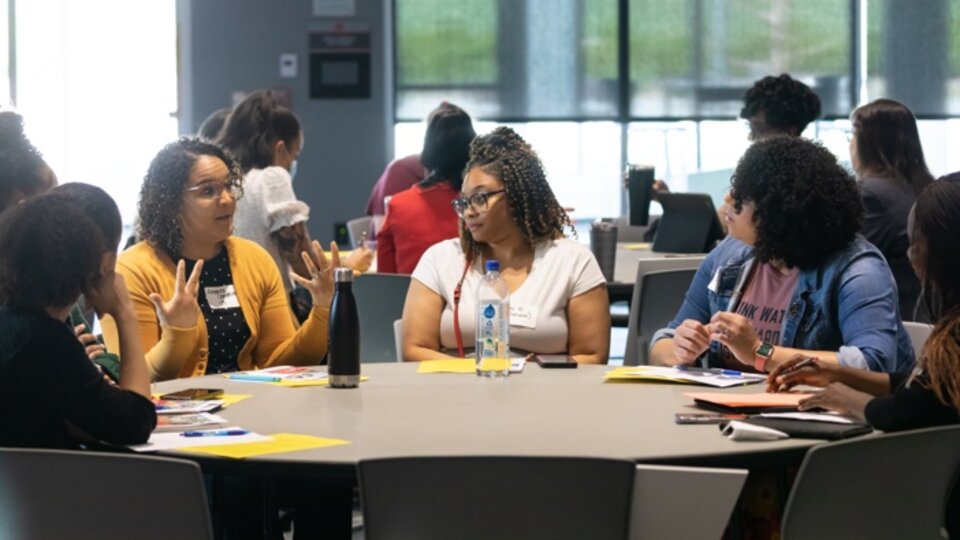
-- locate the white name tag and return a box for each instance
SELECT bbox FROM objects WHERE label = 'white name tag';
[205,285,241,310]
[707,268,720,293]
[510,304,538,329]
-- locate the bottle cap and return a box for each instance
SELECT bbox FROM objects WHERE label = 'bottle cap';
[485,260,500,272]
[333,267,354,282]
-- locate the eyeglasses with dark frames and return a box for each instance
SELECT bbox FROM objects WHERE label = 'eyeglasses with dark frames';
[451,189,506,217]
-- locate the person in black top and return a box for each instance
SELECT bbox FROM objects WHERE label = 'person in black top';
[849,99,934,320]
[0,186,156,448]
[767,176,960,430]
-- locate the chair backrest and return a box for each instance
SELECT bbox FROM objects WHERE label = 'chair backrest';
[0,447,213,540]
[781,424,960,540]
[359,456,635,540]
[630,464,747,540]
[353,273,411,363]
[393,319,404,362]
[624,266,699,365]
[903,321,934,357]
[346,216,373,249]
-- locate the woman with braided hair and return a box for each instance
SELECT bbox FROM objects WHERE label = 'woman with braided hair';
[401,127,611,363]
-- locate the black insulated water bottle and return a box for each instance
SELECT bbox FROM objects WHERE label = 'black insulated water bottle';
[328,267,360,388]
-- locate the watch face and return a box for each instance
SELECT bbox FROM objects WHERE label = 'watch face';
[757,342,774,357]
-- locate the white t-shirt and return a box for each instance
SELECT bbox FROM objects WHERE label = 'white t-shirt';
[232,167,310,292]
[412,238,606,354]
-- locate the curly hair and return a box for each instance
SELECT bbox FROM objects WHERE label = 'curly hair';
[740,74,821,136]
[420,102,476,191]
[137,137,243,259]
[911,177,960,413]
[851,99,933,195]
[460,127,573,259]
[0,193,109,313]
[216,90,300,173]
[730,136,862,269]
[0,111,49,210]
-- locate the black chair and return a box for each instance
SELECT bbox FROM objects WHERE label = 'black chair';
[0,447,213,540]
[359,456,635,540]
[624,267,698,365]
[781,424,960,540]
[354,273,411,362]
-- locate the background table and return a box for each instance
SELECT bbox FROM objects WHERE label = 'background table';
[155,364,819,477]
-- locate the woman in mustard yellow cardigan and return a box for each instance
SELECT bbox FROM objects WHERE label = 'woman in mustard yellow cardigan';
[104,138,336,381]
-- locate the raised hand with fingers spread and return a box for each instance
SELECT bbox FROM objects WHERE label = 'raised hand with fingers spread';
[149,259,204,328]
[290,240,341,310]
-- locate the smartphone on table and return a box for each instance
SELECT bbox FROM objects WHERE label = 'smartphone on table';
[159,388,224,401]
[531,354,578,369]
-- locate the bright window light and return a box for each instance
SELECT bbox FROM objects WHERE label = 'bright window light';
[14,0,178,225]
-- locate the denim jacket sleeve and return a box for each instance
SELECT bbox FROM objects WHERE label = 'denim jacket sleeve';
[832,250,915,372]
[650,237,748,345]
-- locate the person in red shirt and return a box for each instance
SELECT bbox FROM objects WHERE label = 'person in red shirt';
[377,102,476,274]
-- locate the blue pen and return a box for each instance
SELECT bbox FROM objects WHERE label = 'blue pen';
[228,373,281,382]
[180,429,249,438]
[676,365,744,377]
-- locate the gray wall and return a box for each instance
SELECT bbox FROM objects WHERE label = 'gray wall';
[178,0,392,243]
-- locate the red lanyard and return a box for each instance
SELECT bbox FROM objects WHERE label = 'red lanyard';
[452,254,474,358]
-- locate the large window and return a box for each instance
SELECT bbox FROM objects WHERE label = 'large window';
[394,1,960,222]
[11,0,178,225]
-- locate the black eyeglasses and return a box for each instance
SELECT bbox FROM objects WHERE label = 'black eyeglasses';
[185,177,244,201]
[451,189,506,217]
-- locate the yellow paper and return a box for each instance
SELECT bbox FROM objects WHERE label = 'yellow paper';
[273,376,369,388]
[180,433,351,459]
[218,394,253,406]
[417,359,476,374]
[477,358,509,373]
[622,242,651,250]
[604,367,695,384]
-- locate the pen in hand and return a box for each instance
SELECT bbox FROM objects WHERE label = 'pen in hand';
[772,357,819,392]
[180,429,249,438]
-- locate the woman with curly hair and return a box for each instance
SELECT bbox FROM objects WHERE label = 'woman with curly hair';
[651,136,914,374]
[103,137,337,381]
[850,99,933,320]
[0,188,155,448]
[376,102,476,273]
[401,127,610,363]
[768,175,960,429]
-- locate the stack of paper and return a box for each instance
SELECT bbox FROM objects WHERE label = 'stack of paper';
[684,391,812,413]
[154,413,228,433]
[226,366,330,387]
[155,400,224,414]
[605,366,766,388]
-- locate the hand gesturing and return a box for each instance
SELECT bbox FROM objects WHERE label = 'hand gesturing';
[149,259,203,328]
[290,240,342,310]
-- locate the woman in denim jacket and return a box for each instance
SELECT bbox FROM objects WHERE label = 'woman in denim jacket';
[650,136,914,375]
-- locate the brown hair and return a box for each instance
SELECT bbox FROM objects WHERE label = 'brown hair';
[913,176,960,412]
[460,127,572,260]
[851,99,933,195]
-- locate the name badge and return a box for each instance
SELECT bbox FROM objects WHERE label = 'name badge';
[205,285,240,310]
[510,305,538,329]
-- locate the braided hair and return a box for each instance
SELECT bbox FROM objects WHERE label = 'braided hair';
[460,127,573,259]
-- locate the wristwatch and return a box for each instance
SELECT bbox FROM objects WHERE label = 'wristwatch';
[754,342,775,372]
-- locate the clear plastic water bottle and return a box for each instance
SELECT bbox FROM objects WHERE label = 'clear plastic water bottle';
[328,267,360,388]
[475,260,510,377]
